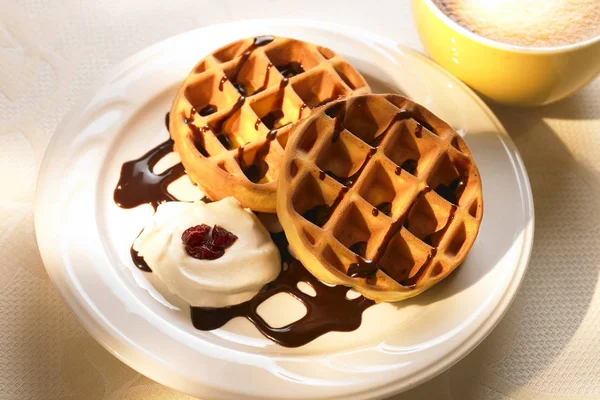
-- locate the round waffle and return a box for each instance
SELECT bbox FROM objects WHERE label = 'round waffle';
[277,94,483,302]
[169,35,370,212]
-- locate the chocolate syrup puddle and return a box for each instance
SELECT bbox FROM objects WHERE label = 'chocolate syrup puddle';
[115,109,376,347]
[276,62,304,78]
[117,112,184,271]
[400,159,418,175]
[302,204,333,227]
[435,177,467,205]
[261,109,284,130]
[349,241,368,257]
[113,135,185,210]
[191,232,375,347]
[375,202,392,216]
[233,83,247,96]
[199,104,217,116]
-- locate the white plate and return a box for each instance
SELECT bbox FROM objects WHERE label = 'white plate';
[34,19,534,400]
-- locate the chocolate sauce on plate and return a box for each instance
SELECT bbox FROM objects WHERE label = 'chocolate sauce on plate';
[191,232,374,347]
[113,113,185,211]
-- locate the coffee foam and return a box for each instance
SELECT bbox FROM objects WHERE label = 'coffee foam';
[434,0,600,47]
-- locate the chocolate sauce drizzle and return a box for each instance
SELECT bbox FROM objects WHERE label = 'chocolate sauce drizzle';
[233,83,247,96]
[113,107,375,347]
[116,112,186,271]
[279,77,290,89]
[348,177,466,284]
[219,76,228,91]
[347,187,432,280]
[258,62,274,93]
[210,96,246,135]
[316,106,464,285]
[188,96,246,155]
[131,246,151,272]
[228,35,274,96]
[237,129,279,183]
[424,205,458,246]
[305,108,408,229]
[415,124,423,138]
[299,103,308,119]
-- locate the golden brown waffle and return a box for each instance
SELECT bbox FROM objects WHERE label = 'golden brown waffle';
[169,35,370,212]
[277,94,483,302]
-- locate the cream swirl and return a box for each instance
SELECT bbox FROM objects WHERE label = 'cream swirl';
[133,197,281,308]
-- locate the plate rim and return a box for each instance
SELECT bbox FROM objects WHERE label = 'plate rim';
[34,18,535,399]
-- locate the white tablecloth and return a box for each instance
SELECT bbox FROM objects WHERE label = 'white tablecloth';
[1,1,599,399]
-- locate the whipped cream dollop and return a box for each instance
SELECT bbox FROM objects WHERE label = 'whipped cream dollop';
[133,197,281,308]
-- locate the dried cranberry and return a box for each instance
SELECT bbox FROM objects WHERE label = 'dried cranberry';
[185,244,224,260]
[182,223,238,260]
[182,224,211,247]
[212,225,238,248]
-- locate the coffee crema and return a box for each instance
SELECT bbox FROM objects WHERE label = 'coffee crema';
[434,0,600,47]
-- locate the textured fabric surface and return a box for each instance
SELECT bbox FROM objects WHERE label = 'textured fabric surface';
[1,1,599,399]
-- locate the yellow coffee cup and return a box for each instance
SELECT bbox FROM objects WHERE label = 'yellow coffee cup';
[412,0,600,106]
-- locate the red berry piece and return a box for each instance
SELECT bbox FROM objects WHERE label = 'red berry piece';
[181,224,211,247]
[185,244,224,260]
[212,225,238,249]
